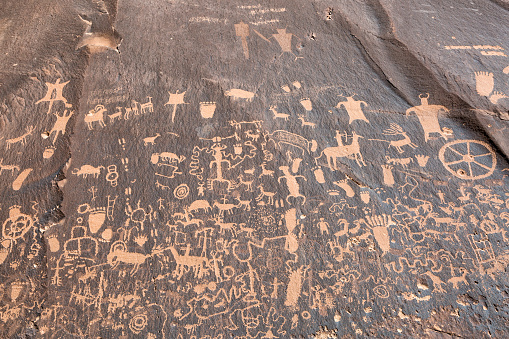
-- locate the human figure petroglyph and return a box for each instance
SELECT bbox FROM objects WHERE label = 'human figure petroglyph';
[406,93,448,142]
[335,96,369,124]
[36,78,70,114]
[278,163,307,205]
[207,142,232,191]
[6,126,35,149]
[85,105,107,129]
[271,28,301,59]
[48,109,74,143]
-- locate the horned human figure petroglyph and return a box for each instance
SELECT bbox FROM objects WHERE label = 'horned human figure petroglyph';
[406,94,448,142]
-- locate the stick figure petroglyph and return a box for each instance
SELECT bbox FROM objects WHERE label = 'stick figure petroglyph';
[36,78,70,114]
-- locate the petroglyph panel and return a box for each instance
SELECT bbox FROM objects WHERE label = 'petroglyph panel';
[1,0,509,337]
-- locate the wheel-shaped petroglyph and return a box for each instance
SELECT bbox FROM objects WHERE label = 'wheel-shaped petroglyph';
[439,140,496,180]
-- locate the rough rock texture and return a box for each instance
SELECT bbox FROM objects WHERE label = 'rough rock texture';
[1,0,509,338]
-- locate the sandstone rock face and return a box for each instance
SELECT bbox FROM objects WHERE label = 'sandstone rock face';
[1,0,509,337]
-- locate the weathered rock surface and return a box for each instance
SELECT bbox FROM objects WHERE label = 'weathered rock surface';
[1,0,509,337]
